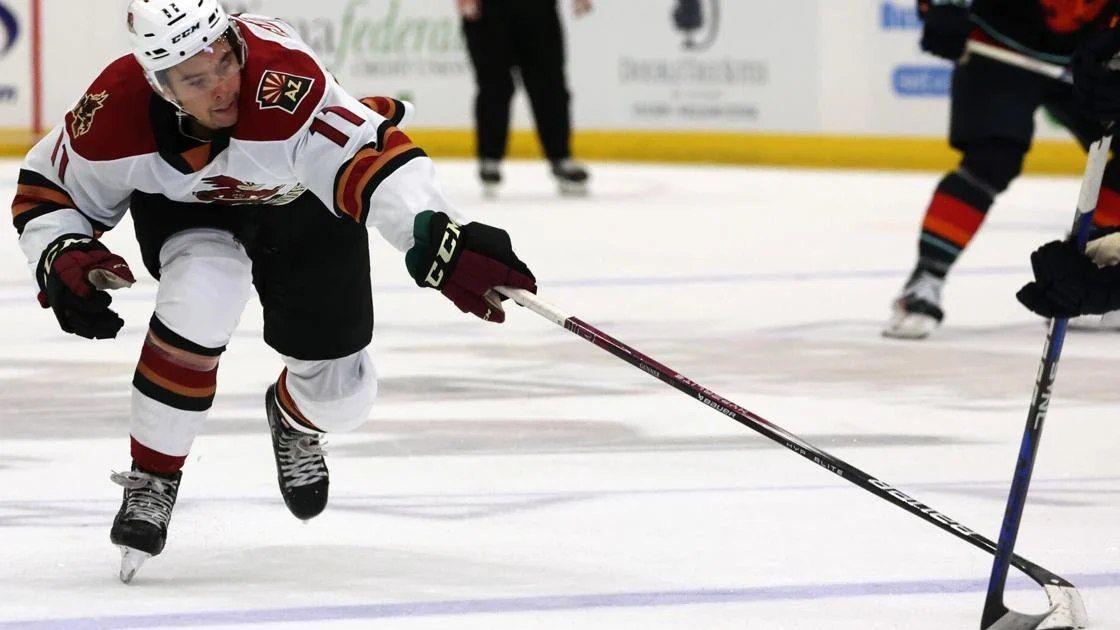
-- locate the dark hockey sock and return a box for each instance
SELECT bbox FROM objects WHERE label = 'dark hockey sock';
[916,170,994,278]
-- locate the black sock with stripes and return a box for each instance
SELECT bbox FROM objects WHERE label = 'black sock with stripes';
[916,170,995,280]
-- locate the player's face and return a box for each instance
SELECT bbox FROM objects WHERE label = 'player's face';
[165,39,242,130]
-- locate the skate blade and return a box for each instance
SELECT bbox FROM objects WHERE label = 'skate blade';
[481,182,500,200]
[558,180,589,197]
[882,312,939,339]
[118,546,151,584]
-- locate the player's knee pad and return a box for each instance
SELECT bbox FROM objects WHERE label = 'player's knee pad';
[959,140,1027,194]
[280,350,377,433]
[154,229,252,349]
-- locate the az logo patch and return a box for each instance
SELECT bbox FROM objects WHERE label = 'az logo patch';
[256,70,314,114]
[69,91,109,137]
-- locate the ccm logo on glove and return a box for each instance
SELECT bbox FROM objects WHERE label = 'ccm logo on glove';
[423,219,462,288]
[406,210,536,323]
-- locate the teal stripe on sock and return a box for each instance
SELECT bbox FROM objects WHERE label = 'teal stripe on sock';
[920,233,961,257]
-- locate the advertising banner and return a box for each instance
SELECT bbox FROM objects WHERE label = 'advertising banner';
[225,0,476,126]
[8,0,1088,161]
[0,0,30,131]
[565,0,820,132]
[224,0,820,132]
[825,0,1074,140]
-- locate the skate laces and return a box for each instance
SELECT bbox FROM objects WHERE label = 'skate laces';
[275,426,328,488]
[110,470,178,526]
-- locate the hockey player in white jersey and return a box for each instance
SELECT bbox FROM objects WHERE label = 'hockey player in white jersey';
[10,0,536,583]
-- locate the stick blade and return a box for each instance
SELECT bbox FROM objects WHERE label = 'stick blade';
[985,607,1053,630]
[983,585,1088,630]
[1038,584,1088,629]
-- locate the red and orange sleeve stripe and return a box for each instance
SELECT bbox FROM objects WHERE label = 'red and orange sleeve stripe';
[334,126,426,223]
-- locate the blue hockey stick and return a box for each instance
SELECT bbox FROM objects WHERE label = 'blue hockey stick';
[978,133,1110,630]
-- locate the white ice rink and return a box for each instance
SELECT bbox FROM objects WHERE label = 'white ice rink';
[0,158,1117,629]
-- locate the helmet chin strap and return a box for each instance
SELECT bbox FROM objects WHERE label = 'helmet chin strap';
[174,108,215,142]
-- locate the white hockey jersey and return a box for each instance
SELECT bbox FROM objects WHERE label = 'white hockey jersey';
[12,14,462,275]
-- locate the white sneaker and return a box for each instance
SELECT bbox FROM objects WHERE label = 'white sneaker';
[882,270,945,340]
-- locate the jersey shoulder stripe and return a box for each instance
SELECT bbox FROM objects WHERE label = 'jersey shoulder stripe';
[64,55,157,162]
[360,97,409,127]
[231,17,328,143]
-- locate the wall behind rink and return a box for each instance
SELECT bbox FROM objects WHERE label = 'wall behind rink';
[0,0,31,151]
[0,0,1087,173]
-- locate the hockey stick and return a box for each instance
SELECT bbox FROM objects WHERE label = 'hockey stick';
[964,40,1072,83]
[494,286,1085,629]
[962,34,1101,630]
[978,132,1110,630]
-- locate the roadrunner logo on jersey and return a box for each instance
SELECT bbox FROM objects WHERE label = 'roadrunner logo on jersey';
[256,70,314,114]
[69,91,109,137]
[194,175,284,204]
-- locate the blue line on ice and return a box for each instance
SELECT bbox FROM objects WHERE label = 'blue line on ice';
[0,265,1026,306]
[3,573,1118,628]
[2,474,1115,508]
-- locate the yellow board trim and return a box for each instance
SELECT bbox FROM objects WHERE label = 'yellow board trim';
[0,127,1089,175]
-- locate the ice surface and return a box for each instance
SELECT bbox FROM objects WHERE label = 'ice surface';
[0,159,1117,629]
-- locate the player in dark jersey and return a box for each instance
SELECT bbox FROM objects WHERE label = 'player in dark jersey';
[885,0,1120,339]
[10,0,536,582]
[1018,8,1120,318]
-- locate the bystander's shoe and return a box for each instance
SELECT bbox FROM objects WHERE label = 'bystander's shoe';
[479,159,501,199]
[551,159,589,196]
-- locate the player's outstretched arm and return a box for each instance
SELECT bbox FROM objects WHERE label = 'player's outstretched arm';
[404,210,536,323]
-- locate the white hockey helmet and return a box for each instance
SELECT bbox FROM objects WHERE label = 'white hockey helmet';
[126,0,244,102]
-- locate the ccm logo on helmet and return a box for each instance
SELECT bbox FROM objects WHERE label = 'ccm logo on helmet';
[171,22,200,44]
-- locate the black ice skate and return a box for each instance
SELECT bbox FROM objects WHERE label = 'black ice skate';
[882,269,945,340]
[265,385,329,520]
[479,159,501,199]
[109,463,182,584]
[551,159,589,196]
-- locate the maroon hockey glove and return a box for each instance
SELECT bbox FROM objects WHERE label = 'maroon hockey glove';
[917,0,971,61]
[37,234,136,339]
[405,211,536,323]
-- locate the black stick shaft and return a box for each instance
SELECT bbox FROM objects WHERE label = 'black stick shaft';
[555,313,1071,589]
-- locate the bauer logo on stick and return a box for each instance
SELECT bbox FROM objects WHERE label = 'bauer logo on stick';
[69,91,109,138]
[256,70,314,114]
